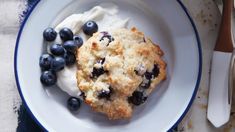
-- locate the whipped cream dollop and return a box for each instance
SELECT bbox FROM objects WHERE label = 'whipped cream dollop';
[53,5,128,97]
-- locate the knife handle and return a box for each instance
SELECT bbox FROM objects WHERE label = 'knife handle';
[215,0,234,52]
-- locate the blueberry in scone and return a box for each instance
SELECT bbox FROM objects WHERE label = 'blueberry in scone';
[128,91,147,106]
[76,27,166,119]
[91,58,107,78]
[99,31,114,46]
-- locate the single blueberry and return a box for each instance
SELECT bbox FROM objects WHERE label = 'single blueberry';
[59,28,74,41]
[91,67,106,78]
[98,87,112,99]
[100,34,114,46]
[40,71,57,86]
[63,40,77,53]
[91,58,107,78]
[39,54,53,71]
[152,64,160,77]
[73,35,83,48]
[82,21,98,36]
[144,72,153,80]
[67,97,81,111]
[51,56,65,72]
[43,27,57,41]
[128,91,147,105]
[50,44,65,56]
[64,51,76,66]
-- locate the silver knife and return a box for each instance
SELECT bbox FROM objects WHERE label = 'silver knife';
[207,0,235,128]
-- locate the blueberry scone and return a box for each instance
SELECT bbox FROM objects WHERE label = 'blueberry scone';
[76,27,166,120]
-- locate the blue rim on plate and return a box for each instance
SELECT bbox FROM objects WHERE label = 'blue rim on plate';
[14,0,202,131]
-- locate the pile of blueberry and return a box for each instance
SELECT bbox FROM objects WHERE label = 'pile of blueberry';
[39,21,99,112]
[40,27,83,86]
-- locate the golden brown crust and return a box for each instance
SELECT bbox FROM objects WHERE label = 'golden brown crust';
[76,28,166,119]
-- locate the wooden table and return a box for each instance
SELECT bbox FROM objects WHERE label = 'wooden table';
[0,0,232,131]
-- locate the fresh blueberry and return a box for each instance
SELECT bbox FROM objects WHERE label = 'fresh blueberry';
[43,27,57,41]
[64,51,76,66]
[152,64,159,77]
[59,28,74,41]
[39,54,53,70]
[51,57,65,72]
[67,97,81,111]
[73,35,83,47]
[98,87,112,99]
[128,91,147,105]
[63,40,77,53]
[82,21,98,36]
[50,44,65,56]
[40,71,57,86]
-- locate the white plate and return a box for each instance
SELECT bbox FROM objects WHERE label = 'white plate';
[14,0,202,131]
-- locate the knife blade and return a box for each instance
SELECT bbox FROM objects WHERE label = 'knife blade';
[207,0,235,128]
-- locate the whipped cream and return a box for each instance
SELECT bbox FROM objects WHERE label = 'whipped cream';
[53,5,128,97]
